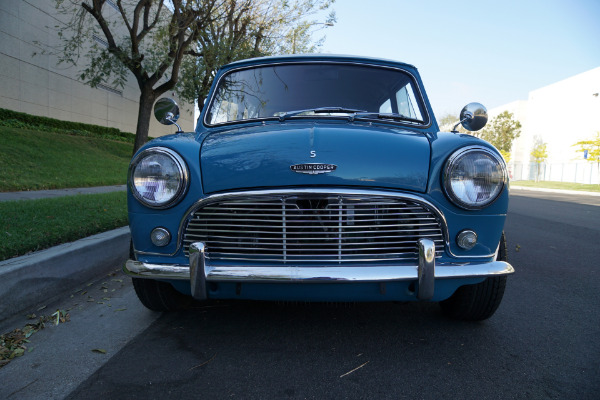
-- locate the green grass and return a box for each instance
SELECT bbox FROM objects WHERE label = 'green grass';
[0,126,132,191]
[0,192,127,261]
[0,107,135,142]
[511,180,600,193]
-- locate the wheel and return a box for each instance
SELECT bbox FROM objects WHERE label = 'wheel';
[129,240,192,312]
[440,232,508,321]
[132,277,193,312]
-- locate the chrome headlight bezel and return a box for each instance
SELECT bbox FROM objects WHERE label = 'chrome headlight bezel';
[128,147,189,209]
[443,145,507,210]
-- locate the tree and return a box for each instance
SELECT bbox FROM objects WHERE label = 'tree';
[573,132,600,185]
[530,138,548,182]
[56,0,220,153]
[438,111,521,163]
[499,149,511,164]
[478,111,521,154]
[177,0,335,110]
[54,0,335,154]
[437,113,458,132]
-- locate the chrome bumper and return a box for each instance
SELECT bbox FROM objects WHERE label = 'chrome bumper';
[124,240,514,300]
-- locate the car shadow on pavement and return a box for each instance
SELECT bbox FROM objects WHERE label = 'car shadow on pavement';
[66,300,509,400]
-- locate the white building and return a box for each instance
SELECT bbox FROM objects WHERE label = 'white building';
[489,67,600,183]
[0,0,193,137]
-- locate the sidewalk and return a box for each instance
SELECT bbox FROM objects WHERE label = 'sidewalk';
[510,185,600,197]
[0,184,127,202]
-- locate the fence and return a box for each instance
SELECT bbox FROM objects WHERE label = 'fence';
[509,162,599,184]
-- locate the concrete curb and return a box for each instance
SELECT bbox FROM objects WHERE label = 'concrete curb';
[0,227,130,323]
[510,185,600,197]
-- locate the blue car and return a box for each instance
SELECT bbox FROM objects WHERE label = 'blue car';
[124,54,514,320]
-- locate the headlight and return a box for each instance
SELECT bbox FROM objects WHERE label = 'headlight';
[129,147,188,209]
[443,146,507,210]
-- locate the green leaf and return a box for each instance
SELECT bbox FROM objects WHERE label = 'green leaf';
[11,348,25,358]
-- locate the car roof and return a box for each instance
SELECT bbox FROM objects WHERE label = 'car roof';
[222,54,417,71]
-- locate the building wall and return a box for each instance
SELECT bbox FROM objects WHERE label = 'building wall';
[0,0,194,137]
[489,67,600,183]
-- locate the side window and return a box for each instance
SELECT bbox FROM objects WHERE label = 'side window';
[379,99,392,114]
[212,101,239,124]
[210,93,260,123]
[378,82,424,121]
[396,83,423,120]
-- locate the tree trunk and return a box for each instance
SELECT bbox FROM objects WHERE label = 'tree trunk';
[133,87,156,155]
[196,74,213,113]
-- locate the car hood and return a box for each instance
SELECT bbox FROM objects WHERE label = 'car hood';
[200,123,430,193]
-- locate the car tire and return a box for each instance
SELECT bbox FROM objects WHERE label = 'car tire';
[440,232,508,321]
[129,240,193,311]
[132,277,193,312]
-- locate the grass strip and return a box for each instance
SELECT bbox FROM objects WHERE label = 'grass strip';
[0,126,132,191]
[512,180,600,193]
[0,192,127,262]
[0,107,135,142]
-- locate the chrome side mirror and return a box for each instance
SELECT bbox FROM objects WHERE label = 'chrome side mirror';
[154,98,182,132]
[452,102,488,132]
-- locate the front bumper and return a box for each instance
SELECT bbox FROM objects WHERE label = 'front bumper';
[124,240,514,301]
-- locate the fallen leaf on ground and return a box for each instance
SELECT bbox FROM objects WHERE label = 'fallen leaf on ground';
[189,353,217,370]
[340,361,369,378]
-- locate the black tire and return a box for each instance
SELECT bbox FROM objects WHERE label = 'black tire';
[440,232,508,321]
[132,277,193,312]
[129,240,192,312]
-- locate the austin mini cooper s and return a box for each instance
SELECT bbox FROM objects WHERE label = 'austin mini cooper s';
[124,54,514,320]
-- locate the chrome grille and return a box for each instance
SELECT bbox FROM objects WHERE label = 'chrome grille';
[183,194,445,263]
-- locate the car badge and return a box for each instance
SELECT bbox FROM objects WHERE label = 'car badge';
[290,163,337,175]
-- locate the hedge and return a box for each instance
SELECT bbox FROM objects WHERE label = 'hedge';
[0,107,136,143]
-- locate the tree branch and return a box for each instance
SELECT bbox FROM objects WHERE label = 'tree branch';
[184,49,204,57]
[136,1,164,43]
[82,1,146,83]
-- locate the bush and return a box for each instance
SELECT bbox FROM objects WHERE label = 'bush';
[0,108,135,143]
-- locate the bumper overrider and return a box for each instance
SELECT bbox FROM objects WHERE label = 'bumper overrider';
[124,239,514,301]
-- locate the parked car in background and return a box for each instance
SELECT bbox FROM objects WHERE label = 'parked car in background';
[124,54,514,320]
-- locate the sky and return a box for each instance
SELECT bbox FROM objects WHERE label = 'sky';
[316,0,600,117]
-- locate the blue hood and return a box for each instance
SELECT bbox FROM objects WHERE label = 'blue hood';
[200,123,430,193]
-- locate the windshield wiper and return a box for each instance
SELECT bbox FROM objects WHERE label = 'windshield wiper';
[278,107,367,122]
[349,112,423,124]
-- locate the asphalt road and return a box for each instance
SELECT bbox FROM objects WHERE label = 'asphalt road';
[3,189,600,399]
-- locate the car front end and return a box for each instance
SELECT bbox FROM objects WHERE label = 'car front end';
[124,55,514,320]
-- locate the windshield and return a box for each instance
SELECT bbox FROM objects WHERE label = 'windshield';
[205,63,427,126]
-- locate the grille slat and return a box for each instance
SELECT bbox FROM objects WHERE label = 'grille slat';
[183,194,445,263]
[185,227,443,235]
[187,222,441,229]
[193,213,437,220]
[183,238,443,246]
[184,233,442,241]
[196,254,428,262]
